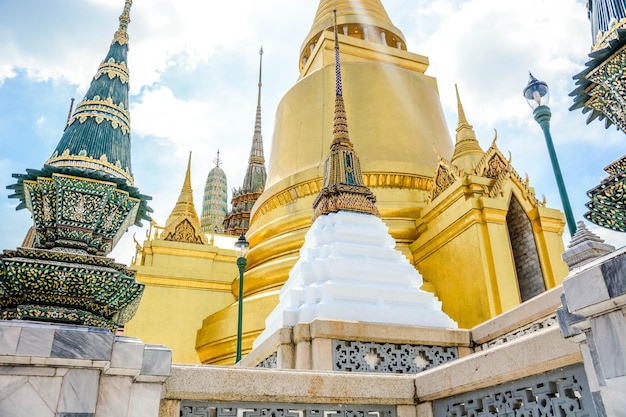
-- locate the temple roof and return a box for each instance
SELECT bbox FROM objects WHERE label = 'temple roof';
[46,0,134,185]
[312,11,379,220]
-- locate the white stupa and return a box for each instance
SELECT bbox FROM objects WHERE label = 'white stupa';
[253,19,456,348]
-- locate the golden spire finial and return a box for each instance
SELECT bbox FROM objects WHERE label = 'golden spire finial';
[455,84,470,130]
[451,85,484,172]
[113,0,132,45]
[183,151,192,190]
[162,152,208,244]
[312,9,379,220]
[257,47,263,107]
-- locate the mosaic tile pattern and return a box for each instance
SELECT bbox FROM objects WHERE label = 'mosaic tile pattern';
[0,247,143,331]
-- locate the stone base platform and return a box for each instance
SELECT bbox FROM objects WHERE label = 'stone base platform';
[241,319,471,373]
[0,320,171,417]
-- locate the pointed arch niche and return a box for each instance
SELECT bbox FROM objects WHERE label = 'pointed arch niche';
[506,195,545,302]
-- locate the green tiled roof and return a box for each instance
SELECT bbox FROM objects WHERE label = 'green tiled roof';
[46,1,134,185]
[569,28,626,129]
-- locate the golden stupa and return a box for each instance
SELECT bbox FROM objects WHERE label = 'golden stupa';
[129,0,568,364]
[197,0,456,363]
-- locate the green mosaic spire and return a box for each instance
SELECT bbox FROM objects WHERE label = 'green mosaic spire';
[2,0,148,331]
[201,151,228,233]
[47,0,134,185]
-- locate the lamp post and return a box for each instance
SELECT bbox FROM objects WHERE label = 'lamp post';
[234,232,249,363]
[523,72,577,237]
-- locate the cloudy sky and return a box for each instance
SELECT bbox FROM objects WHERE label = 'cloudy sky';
[1,0,625,263]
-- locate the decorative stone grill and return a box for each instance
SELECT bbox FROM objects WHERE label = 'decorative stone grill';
[181,402,396,417]
[333,339,458,373]
[433,364,598,417]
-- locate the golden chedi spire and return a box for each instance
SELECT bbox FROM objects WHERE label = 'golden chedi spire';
[313,10,379,220]
[301,0,406,69]
[450,85,484,173]
[198,0,454,364]
[161,152,208,244]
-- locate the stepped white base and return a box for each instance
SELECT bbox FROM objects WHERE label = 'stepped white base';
[254,211,456,348]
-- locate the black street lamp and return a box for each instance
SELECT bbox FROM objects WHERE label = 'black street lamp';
[234,232,249,363]
[523,73,577,237]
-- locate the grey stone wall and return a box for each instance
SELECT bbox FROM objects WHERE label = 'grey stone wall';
[506,197,545,302]
[0,321,171,417]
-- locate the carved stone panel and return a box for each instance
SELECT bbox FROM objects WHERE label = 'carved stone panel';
[333,340,458,373]
[433,364,597,417]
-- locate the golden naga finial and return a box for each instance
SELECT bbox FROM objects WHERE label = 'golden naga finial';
[113,0,133,45]
[491,129,498,146]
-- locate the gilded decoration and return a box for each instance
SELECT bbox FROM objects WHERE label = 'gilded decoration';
[20,173,141,256]
[431,162,460,201]
[251,173,432,224]
[0,247,144,331]
[479,152,509,179]
[585,157,626,232]
[584,46,626,131]
[46,152,133,185]
[162,218,206,244]
[592,18,626,52]
[112,0,132,46]
[68,98,131,134]
[571,18,626,131]
[96,59,129,84]
[428,139,539,206]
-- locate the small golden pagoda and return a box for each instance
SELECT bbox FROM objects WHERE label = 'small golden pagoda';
[411,88,569,328]
[124,155,238,364]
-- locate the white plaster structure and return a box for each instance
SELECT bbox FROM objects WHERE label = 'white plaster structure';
[255,211,457,348]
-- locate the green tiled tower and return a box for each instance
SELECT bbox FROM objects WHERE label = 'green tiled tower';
[201,151,228,234]
[2,0,150,331]
[570,1,626,232]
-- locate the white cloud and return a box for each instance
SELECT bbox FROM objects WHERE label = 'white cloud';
[410,0,590,127]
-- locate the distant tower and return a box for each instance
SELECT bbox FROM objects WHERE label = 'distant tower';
[201,150,228,234]
[570,1,626,231]
[223,48,267,235]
